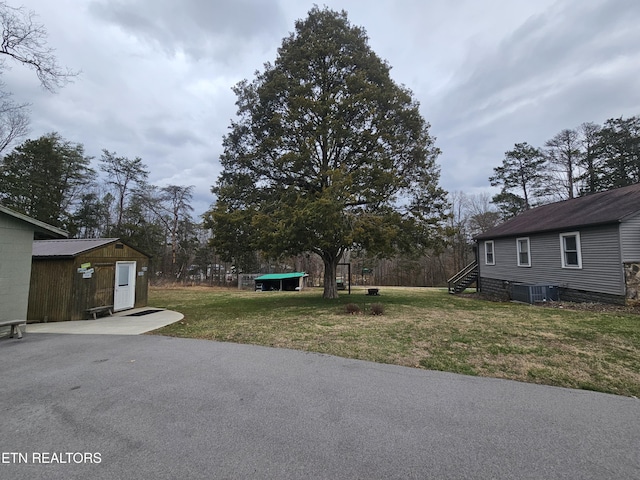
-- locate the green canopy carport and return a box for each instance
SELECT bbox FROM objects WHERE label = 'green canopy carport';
[254,272,307,291]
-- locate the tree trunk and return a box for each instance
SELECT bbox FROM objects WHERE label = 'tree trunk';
[322,254,339,299]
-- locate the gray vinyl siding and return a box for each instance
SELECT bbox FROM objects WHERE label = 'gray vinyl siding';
[620,212,640,262]
[0,214,35,321]
[479,224,624,296]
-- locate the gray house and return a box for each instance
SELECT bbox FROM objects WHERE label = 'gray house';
[471,184,640,305]
[0,205,67,326]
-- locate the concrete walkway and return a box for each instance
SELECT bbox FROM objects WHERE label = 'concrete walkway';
[1,334,639,480]
[25,308,183,335]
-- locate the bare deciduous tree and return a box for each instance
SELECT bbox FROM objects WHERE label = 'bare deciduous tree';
[158,185,195,278]
[0,3,78,153]
[99,150,149,232]
[578,122,602,195]
[544,128,581,200]
[465,192,501,237]
[0,2,77,92]
[0,88,28,151]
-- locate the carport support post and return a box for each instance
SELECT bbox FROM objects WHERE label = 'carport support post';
[338,262,351,295]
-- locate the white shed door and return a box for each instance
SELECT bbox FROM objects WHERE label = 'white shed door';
[114,261,136,311]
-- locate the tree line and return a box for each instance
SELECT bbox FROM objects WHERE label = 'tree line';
[490,115,640,219]
[0,132,204,280]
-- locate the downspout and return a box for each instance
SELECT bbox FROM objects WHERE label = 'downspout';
[474,241,481,292]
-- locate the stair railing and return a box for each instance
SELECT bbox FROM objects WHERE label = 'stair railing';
[447,261,478,294]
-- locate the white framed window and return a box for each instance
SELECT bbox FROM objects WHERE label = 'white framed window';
[560,232,582,268]
[516,237,531,267]
[484,241,495,265]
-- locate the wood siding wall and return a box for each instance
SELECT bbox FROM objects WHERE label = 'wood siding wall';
[28,242,149,322]
[27,259,74,322]
[478,224,624,296]
[620,213,640,262]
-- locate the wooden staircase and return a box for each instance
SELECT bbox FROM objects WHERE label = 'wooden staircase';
[447,261,478,294]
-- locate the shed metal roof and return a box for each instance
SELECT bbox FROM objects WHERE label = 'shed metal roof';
[254,272,307,281]
[32,238,142,258]
[476,183,640,240]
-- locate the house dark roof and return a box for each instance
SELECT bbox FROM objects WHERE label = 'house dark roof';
[0,205,68,239]
[33,238,125,258]
[476,183,640,240]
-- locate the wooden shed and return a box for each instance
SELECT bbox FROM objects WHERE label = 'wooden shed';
[27,238,150,322]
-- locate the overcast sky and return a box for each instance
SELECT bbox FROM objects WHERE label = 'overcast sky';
[5,0,640,216]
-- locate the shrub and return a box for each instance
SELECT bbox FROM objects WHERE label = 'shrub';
[345,303,361,315]
[370,303,384,316]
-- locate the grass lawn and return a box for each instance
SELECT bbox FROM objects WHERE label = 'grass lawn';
[149,285,640,397]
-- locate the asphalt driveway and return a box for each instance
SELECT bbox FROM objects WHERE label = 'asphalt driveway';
[1,333,639,479]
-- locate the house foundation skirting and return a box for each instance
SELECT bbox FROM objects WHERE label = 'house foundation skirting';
[558,288,625,306]
[479,277,626,305]
[478,277,511,301]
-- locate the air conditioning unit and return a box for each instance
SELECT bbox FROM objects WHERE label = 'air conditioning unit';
[511,284,559,304]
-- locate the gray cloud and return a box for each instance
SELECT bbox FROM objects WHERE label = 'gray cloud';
[437,0,640,130]
[88,0,288,63]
